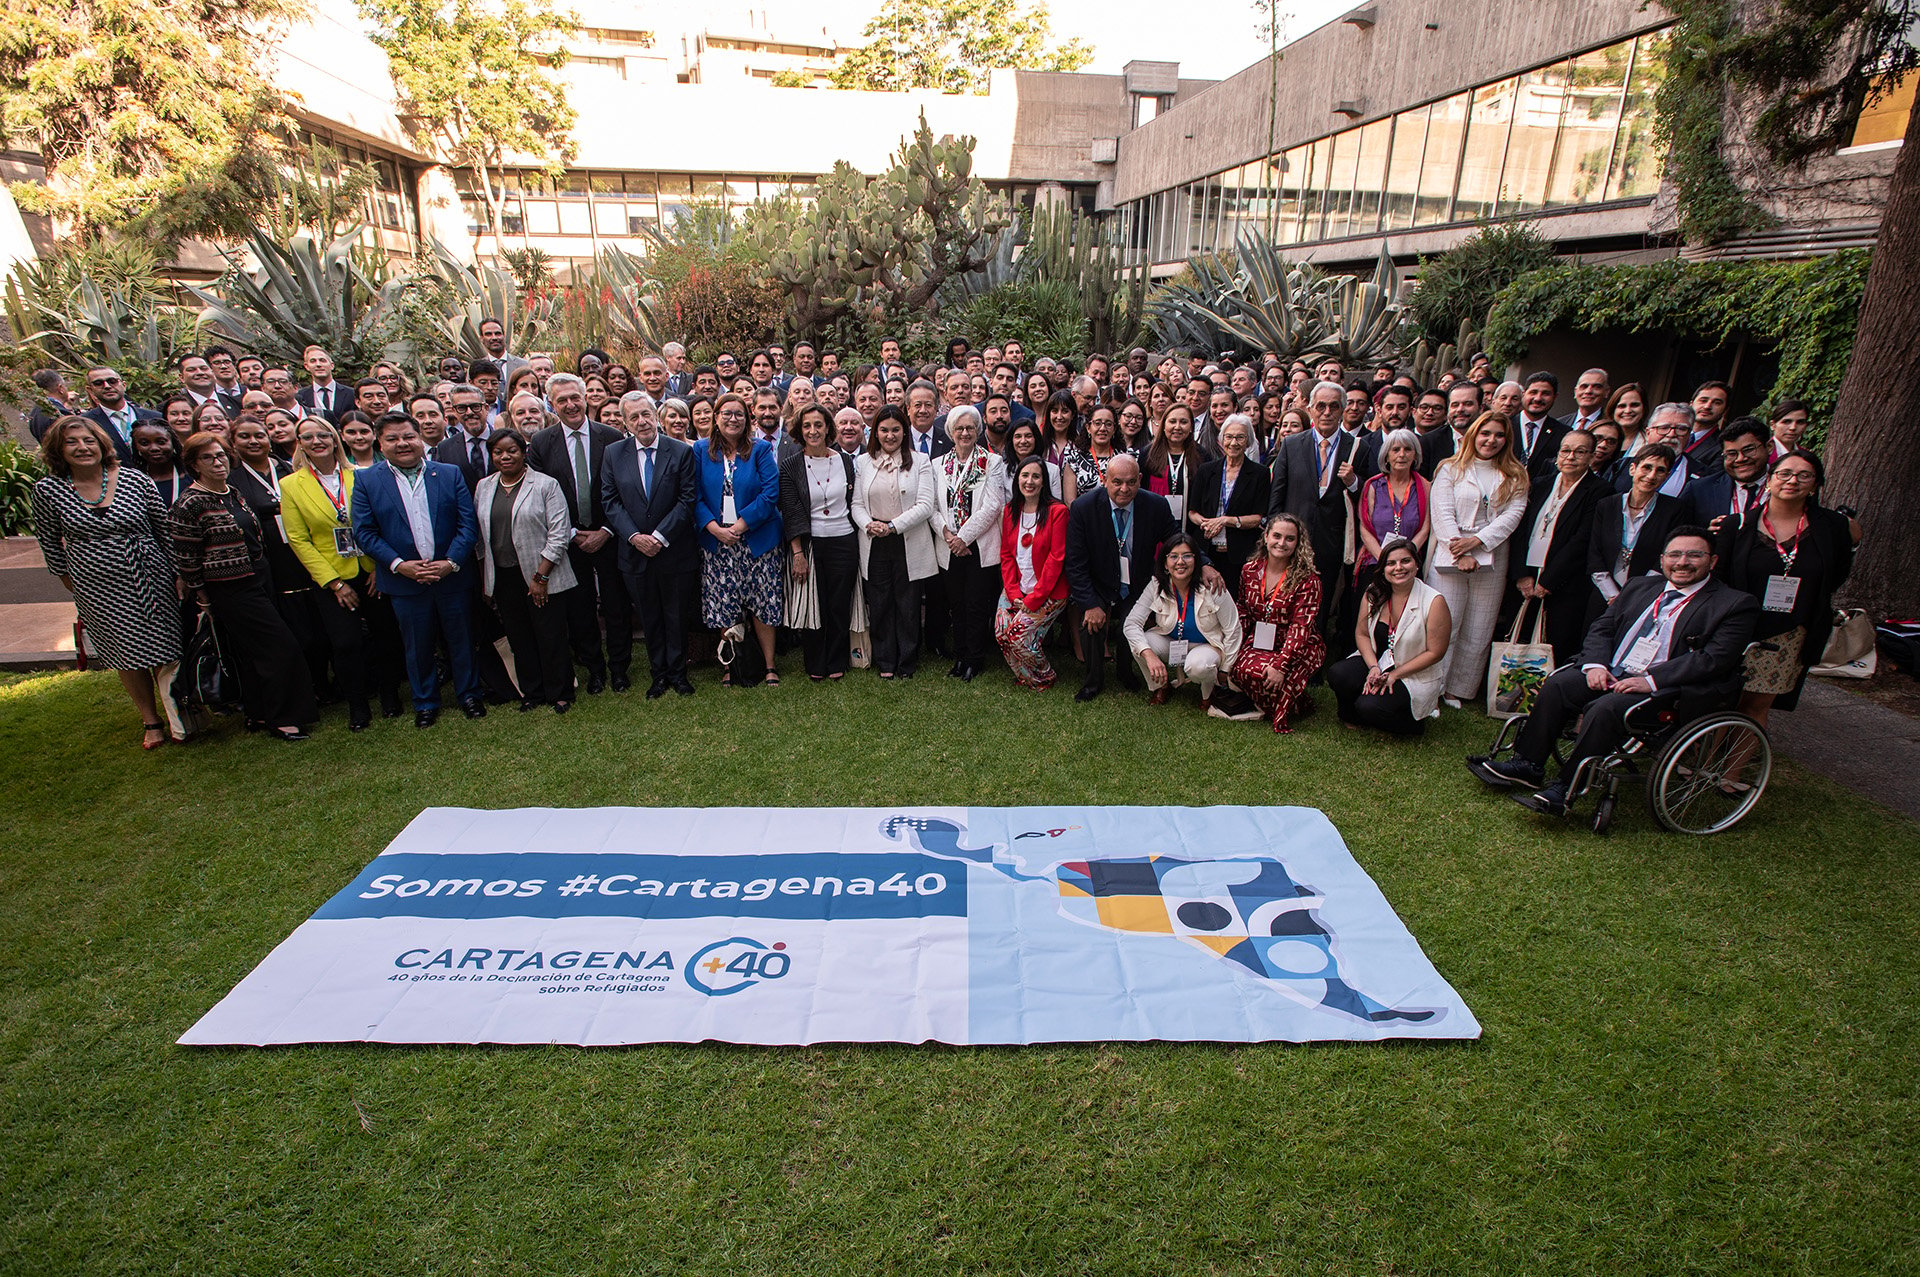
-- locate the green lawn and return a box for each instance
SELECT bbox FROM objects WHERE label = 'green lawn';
[1,663,1914,1275]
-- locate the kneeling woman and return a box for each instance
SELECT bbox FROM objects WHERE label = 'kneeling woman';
[1123,533,1241,711]
[474,428,578,712]
[1326,537,1452,736]
[994,456,1069,688]
[1231,514,1325,733]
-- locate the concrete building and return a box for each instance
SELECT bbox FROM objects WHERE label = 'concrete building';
[1110,0,1907,273]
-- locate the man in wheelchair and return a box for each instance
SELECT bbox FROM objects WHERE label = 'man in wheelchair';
[1468,527,1759,816]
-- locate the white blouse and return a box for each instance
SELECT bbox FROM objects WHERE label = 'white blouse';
[1429,458,1528,565]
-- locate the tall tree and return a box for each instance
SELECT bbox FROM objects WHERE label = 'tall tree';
[0,0,310,243]
[831,0,1092,95]
[360,0,578,257]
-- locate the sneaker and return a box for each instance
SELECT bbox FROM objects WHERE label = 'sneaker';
[1512,782,1571,817]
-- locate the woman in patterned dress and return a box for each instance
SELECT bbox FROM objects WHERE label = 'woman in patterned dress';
[693,393,784,685]
[1060,402,1134,504]
[32,416,184,749]
[995,457,1068,688]
[1231,514,1326,734]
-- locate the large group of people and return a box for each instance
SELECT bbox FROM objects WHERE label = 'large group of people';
[29,329,1862,799]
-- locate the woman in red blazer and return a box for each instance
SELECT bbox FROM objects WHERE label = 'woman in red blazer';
[995,456,1070,688]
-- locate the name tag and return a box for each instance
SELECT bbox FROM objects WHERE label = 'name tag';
[1167,639,1191,666]
[1623,634,1661,675]
[1166,495,1185,524]
[1591,571,1620,603]
[1763,575,1800,613]
[273,513,287,541]
[333,527,360,558]
[1525,538,1548,569]
[1212,530,1228,549]
[1376,645,1396,672]
[721,494,737,523]
[1252,621,1277,651]
[1118,554,1130,587]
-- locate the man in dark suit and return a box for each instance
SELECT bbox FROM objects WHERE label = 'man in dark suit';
[205,346,248,417]
[295,346,356,423]
[526,373,633,693]
[906,381,952,460]
[602,394,699,698]
[349,413,485,727]
[1267,381,1359,649]
[477,317,528,403]
[1353,384,1413,482]
[1470,525,1759,815]
[28,369,77,441]
[1513,372,1567,479]
[1064,455,1225,702]
[1679,417,1770,530]
[1682,380,1730,479]
[433,384,494,493]
[79,366,157,461]
[1420,383,1481,478]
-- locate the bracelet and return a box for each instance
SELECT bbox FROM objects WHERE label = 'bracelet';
[532,572,549,585]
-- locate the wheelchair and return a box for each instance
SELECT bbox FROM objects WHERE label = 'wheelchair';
[1481,672,1771,835]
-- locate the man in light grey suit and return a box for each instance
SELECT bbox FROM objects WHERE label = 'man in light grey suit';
[602,390,699,698]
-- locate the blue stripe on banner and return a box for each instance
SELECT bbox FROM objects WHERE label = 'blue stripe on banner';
[310,852,968,920]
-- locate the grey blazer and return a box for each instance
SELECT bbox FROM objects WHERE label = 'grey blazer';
[472,468,578,595]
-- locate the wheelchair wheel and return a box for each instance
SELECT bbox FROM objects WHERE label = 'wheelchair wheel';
[1647,712,1770,834]
[1592,793,1616,835]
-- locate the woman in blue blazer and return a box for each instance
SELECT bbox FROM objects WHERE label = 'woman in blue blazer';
[694,393,784,683]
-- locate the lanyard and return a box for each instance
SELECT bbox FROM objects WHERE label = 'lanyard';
[1619,494,1652,556]
[1260,563,1291,613]
[1383,477,1414,533]
[244,461,281,500]
[1219,462,1238,513]
[1761,508,1807,573]
[315,468,348,521]
[1171,585,1192,632]
[722,456,736,496]
[1168,452,1185,493]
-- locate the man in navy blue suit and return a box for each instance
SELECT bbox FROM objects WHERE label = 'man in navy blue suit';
[602,392,699,697]
[1679,417,1770,531]
[350,412,485,728]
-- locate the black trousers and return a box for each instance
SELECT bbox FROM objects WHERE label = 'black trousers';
[1078,596,1143,694]
[465,576,518,703]
[922,557,951,656]
[493,565,575,704]
[1311,545,1352,659]
[945,553,1000,667]
[866,536,921,676]
[626,563,695,681]
[205,575,318,727]
[1326,653,1424,736]
[802,533,859,678]
[564,540,634,679]
[1515,664,1647,776]
[310,573,403,713]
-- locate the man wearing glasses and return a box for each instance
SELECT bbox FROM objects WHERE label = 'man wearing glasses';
[1680,417,1772,531]
[1623,404,1699,498]
[80,367,157,461]
[1469,526,1758,816]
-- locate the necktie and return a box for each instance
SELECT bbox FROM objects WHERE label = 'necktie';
[470,437,485,474]
[319,386,330,415]
[1741,482,1760,513]
[1113,506,1132,558]
[1523,424,1537,459]
[918,433,929,455]
[642,446,655,499]
[1614,588,1682,675]
[570,430,590,515]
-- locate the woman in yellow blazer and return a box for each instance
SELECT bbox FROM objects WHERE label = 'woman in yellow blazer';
[282,417,404,730]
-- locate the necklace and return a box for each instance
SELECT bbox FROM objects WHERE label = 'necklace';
[498,472,525,491]
[73,472,108,506]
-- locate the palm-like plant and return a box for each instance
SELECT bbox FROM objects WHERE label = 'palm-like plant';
[188,226,410,373]
[418,237,555,361]
[4,250,201,403]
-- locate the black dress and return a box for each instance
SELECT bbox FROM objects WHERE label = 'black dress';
[1714,504,1854,709]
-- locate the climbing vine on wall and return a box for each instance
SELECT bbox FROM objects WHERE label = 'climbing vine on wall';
[1483,252,1870,437]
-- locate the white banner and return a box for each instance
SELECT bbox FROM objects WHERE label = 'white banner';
[181,805,1478,1045]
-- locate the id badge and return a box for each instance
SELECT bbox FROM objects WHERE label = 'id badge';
[1212,530,1228,550]
[1167,639,1191,666]
[721,494,737,523]
[1252,620,1277,651]
[333,526,359,558]
[1624,635,1661,674]
[1118,554,1130,587]
[273,513,287,541]
[1167,495,1186,524]
[1376,646,1396,672]
[1763,575,1800,613]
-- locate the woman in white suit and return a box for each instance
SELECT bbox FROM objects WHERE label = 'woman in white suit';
[851,405,937,679]
[1425,411,1529,705]
[474,427,579,712]
[932,405,1007,682]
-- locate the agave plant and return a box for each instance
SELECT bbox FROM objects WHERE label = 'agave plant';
[418,237,555,361]
[4,251,202,403]
[188,227,411,374]
[1302,245,1410,365]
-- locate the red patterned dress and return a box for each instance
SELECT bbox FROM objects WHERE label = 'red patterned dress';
[1232,558,1326,733]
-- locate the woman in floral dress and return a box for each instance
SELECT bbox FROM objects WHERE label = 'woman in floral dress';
[1232,514,1326,733]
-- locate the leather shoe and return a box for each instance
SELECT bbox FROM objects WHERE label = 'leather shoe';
[960,663,980,682]
[646,678,669,699]
[460,698,487,719]
[1075,685,1101,702]
[1468,757,1544,790]
[671,675,695,696]
[611,673,632,693]
[1512,782,1571,817]
[415,709,439,729]
[586,672,606,695]
[949,661,968,678]
[518,699,540,712]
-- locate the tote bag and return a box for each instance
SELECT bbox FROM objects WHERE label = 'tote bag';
[1487,598,1554,719]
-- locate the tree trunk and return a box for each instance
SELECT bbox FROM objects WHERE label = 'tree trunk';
[1825,100,1920,618]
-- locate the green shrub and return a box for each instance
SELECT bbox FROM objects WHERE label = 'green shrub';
[1408,224,1556,345]
[0,437,47,536]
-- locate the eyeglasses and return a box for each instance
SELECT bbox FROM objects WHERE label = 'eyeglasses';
[1662,550,1712,561]
[1773,470,1817,484]
[88,376,122,387]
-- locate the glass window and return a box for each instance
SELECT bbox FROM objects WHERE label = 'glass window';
[625,173,656,198]
[727,177,758,202]
[1350,116,1392,236]
[1853,68,1917,146]
[1384,105,1428,230]
[1275,144,1309,244]
[558,172,590,199]
[1418,92,1470,226]
[590,173,621,195]
[1322,128,1359,240]
[1609,32,1668,199]
[524,201,559,235]
[692,176,726,202]
[594,201,625,236]
[1455,78,1516,223]
[1299,138,1332,241]
[559,201,592,234]
[1546,42,1631,206]
[1499,64,1564,216]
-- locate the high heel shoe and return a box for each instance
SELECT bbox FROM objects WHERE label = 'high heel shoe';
[141,722,168,750]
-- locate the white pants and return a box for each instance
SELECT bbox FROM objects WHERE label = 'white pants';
[1427,547,1508,699]
[1133,632,1222,697]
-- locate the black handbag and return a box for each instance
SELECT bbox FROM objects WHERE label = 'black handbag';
[174,608,241,717]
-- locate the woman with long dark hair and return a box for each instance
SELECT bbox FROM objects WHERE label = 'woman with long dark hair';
[1325,537,1452,736]
[852,405,937,679]
[1231,514,1325,733]
[994,456,1069,688]
[1122,532,1242,713]
[778,405,860,681]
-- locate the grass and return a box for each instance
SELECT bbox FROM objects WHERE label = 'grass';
[1,660,1915,1276]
